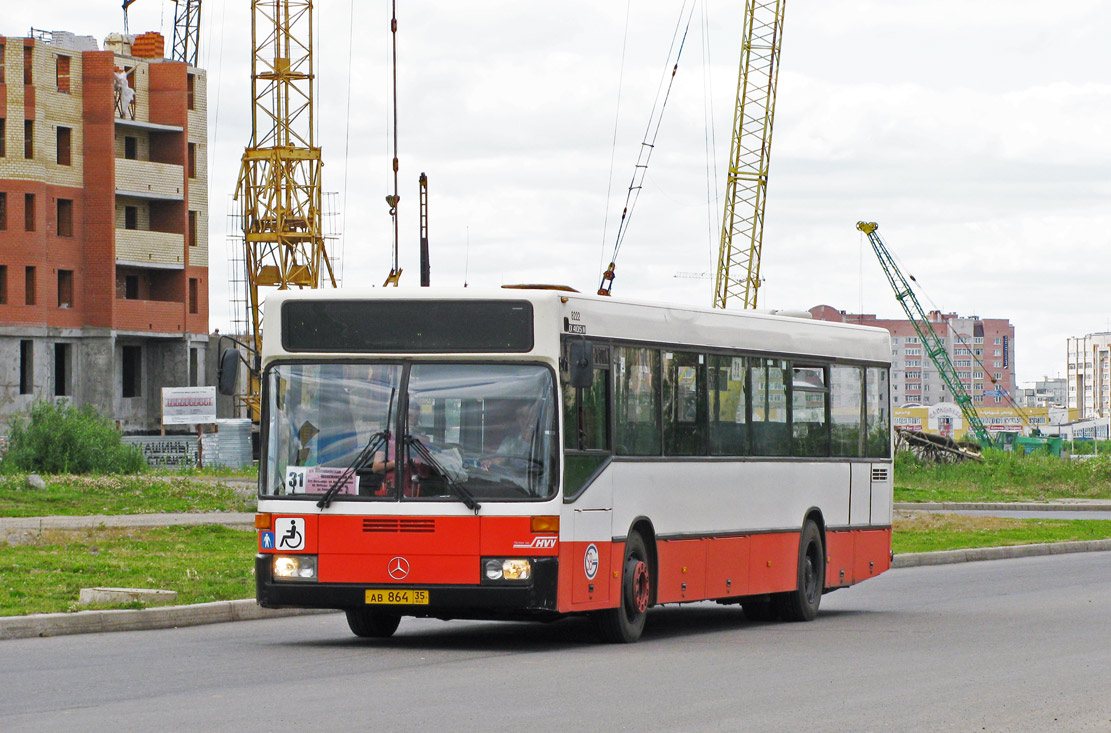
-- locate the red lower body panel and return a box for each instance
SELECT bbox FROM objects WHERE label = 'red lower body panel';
[559,527,892,612]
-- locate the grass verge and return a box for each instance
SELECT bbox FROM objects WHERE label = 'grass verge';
[0,525,255,617]
[894,450,1111,503]
[892,512,1111,554]
[4,517,1111,616]
[0,475,255,517]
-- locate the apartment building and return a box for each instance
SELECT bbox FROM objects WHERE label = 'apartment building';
[810,305,1016,409]
[1016,377,1067,410]
[1067,333,1111,419]
[0,29,208,432]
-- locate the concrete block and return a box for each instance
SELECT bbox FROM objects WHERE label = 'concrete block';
[78,587,178,605]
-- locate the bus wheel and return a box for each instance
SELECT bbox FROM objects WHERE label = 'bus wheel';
[345,609,402,638]
[774,520,824,622]
[596,532,652,643]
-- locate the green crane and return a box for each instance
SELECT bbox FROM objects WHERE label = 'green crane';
[856,222,995,448]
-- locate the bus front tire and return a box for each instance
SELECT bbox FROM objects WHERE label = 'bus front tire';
[596,532,652,643]
[345,608,401,638]
[774,520,824,622]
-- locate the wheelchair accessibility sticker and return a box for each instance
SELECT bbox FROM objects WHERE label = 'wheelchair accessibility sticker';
[274,518,306,551]
[584,543,599,580]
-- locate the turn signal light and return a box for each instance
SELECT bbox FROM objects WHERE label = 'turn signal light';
[530,516,559,533]
[255,513,273,530]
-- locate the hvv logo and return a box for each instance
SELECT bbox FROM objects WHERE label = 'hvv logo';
[513,536,557,550]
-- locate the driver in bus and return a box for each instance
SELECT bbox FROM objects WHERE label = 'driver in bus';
[483,404,535,488]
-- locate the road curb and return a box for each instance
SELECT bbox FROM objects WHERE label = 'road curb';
[891,538,1111,568]
[0,599,333,641]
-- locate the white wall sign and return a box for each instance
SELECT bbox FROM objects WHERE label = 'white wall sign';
[161,386,217,426]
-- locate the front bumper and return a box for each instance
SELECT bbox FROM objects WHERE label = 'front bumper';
[255,555,559,618]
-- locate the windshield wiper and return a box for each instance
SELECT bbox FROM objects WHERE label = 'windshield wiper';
[316,430,388,509]
[405,436,482,513]
[318,388,396,509]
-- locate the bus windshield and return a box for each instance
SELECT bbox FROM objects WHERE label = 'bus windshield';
[263,362,559,502]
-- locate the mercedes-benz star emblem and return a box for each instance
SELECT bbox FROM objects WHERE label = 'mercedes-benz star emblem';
[387,556,410,580]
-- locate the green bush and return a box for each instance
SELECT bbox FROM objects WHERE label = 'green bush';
[3,401,146,474]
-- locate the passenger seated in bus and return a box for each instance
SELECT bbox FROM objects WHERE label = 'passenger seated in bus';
[364,402,435,497]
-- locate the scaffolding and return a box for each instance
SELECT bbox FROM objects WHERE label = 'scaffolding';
[233,0,337,418]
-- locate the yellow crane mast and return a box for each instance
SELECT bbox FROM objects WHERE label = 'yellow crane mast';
[234,0,336,417]
[712,0,785,310]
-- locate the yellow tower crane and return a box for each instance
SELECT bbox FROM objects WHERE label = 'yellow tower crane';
[712,0,786,310]
[234,0,337,418]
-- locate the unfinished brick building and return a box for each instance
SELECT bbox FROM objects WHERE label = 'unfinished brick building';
[0,30,208,432]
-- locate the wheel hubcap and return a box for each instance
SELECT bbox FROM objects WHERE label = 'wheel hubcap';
[627,559,650,614]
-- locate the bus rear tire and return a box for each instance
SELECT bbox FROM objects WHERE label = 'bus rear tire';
[596,532,652,643]
[345,608,401,638]
[774,520,824,622]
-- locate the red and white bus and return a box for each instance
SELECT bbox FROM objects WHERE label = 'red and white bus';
[249,288,892,642]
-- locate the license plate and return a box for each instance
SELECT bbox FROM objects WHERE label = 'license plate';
[365,589,429,605]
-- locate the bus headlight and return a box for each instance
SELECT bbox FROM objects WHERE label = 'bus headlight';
[483,558,532,582]
[273,555,317,581]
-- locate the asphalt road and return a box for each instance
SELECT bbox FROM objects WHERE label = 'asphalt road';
[2,552,1110,732]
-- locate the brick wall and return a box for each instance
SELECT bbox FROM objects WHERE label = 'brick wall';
[81,49,116,328]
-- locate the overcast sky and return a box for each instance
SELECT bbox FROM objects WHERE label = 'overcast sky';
[7,1,1110,385]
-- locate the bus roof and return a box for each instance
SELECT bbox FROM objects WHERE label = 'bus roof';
[262,287,891,365]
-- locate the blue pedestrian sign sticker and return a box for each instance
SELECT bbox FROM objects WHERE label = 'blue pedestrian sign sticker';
[260,531,275,551]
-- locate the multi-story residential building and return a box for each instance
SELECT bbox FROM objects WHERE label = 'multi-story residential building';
[0,29,208,432]
[810,305,1016,409]
[1067,333,1111,419]
[1016,377,1067,410]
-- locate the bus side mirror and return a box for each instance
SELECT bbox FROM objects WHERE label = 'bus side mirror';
[217,348,240,396]
[568,340,594,388]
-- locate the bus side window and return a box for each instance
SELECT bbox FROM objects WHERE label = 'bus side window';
[831,365,864,457]
[709,354,748,456]
[614,346,661,456]
[791,364,830,457]
[751,358,789,456]
[865,367,891,457]
[562,344,610,452]
[663,351,706,456]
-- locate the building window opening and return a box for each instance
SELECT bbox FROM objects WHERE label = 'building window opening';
[24,120,33,159]
[186,73,195,110]
[57,199,73,237]
[0,191,6,229]
[188,142,197,178]
[189,347,199,387]
[57,126,71,165]
[56,55,70,93]
[124,136,137,160]
[122,345,142,398]
[125,274,139,300]
[188,210,198,246]
[24,193,35,231]
[20,340,33,395]
[125,205,138,230]
[0,117,6,157]
[188,277,199,314]
[57,269,73,308]
[23,46,32,85]
[54,342,72,396]
[25,266,36,305]
[0,265,7,304]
